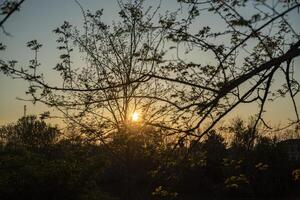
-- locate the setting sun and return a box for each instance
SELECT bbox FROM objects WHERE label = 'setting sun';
[132,112,139,122]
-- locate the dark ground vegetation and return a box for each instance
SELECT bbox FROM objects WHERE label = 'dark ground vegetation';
[1,0,300,199]
[0,116,299,200]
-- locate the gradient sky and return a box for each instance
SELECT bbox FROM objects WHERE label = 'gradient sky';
[0,0,299,127]
[0,0,178,126]
[0,0,118,125]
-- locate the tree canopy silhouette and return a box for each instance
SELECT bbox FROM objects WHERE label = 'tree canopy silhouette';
[1,0,300,142]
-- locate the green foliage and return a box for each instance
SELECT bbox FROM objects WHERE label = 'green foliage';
[1,0,300,198]
[0,143,116,200]
[0,115,60,150]
[0,116,300,199]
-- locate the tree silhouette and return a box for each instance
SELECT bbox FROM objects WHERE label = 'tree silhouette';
[0,0,25,30]
[0,115,60,149]
[0,0,25,53]
[150,0,300,139]
[0,0,300,143]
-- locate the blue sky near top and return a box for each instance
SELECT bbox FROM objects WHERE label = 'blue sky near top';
[0,0,299,126]
[0,0,178,125]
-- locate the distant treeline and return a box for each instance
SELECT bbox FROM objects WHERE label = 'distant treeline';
[0,116,299,200]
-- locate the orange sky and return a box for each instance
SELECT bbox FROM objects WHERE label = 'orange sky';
[1,0,300,128]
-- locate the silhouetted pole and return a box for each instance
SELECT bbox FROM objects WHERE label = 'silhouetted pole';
[23,105,26,117]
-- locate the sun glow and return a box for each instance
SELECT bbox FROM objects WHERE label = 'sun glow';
[132,112,139,122]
